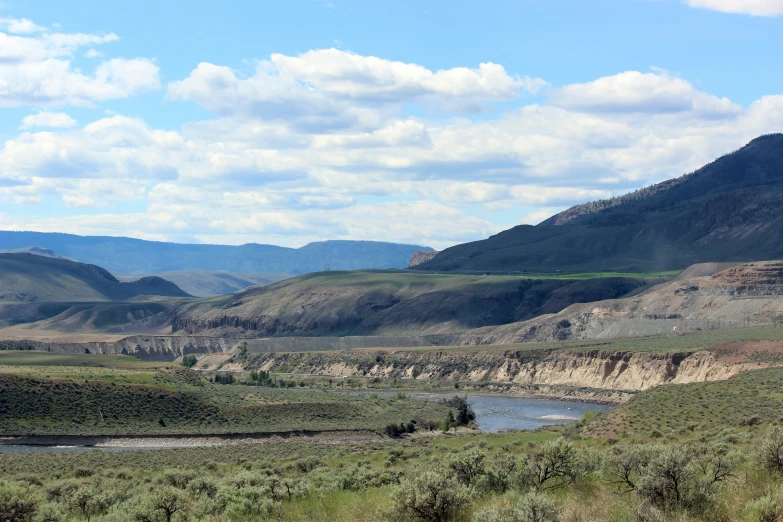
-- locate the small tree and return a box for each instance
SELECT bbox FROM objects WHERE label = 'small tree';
[521,439,581,491]
[181,355,197,368]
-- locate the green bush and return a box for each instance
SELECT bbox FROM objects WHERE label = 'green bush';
[180,355,197,368]
[389,471,470,522]
[757,428,783,473]
[743,494,778,522]
[474,491,561,522]
[520,439,583,491]
[0,481,40,522]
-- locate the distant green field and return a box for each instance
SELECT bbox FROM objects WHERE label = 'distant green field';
[0,351,166,369]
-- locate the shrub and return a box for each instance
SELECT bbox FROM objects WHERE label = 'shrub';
[219,487,281,522]
[389,471,470,522]
[446,450,486,486]
[474,491,561,522]
[521,439,583,491]
[477,456,518,494]
[0,481,40,522]
[181,355,197,368]
[743,495,777,522]
[758,428,783,473]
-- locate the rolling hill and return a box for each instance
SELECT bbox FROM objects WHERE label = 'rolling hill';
[416,134,783,273]
[0,233,431,275]
[0,253,191,302]
[170,270,654,337]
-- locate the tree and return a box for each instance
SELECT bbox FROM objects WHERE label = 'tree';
[181,354,197,368]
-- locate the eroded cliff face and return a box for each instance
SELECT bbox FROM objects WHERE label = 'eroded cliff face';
[0,335,241,360]
[242,346,771,393]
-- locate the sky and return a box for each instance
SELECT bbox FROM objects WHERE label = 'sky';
[0,0,782,250]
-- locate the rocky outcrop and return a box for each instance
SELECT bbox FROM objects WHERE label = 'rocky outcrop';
[408,251,439,267]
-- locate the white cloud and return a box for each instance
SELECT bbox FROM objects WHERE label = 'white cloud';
[84,49,103,59]
[549,71,741,117]
[20,111,77,129]
[684,0,783,16]
[0,17,45,33]
[0,18,159,108]
[168,49,543,129]
[4,41,783,250]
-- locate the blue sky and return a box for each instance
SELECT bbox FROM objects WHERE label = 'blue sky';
[1,0,782,249]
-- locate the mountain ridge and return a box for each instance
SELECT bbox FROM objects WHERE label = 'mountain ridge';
[416,134,783,273]
[0,232,432,275]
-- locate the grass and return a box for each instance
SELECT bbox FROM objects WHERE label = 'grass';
[586,366,783,439]
[0,354,452,436]
[0,351,166,369]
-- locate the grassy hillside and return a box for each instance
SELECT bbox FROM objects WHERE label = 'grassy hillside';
[172,270,653,337]
[116,270,291,297]
[0,233,431,274]
[0,358,450,436]
[419,134,783,273]
[586,366,783,438]
[0,253,191,303]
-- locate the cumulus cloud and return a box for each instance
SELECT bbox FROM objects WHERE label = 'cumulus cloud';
[549,71,741,117]
[0,17,46,33]
[0,18,159,107]
[168,49,542,129]
[684,0,783,16]
[20,111,77,129]
[5,40,783,249]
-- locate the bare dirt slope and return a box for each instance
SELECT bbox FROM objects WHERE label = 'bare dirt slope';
[453,261,783,345]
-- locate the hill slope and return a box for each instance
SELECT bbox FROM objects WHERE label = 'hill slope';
[417,134,783,273]
[171,270,651,337]
[0,233,431,275]
[0,253,191,302]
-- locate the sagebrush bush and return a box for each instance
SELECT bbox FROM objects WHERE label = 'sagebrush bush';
[474,491,561,522]
[743,495,777,522]
[389,471,470,522]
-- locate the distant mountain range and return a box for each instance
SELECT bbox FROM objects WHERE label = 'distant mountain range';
[114,270,291,298]
[0,253,191,302]
[0,232,432,275]
[417,134,783,273]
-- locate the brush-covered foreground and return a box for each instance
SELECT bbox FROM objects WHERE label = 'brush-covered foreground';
[4,365,783,520]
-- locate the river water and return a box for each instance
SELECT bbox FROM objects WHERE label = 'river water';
[0,394,610,453]
[465,395,610,432]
